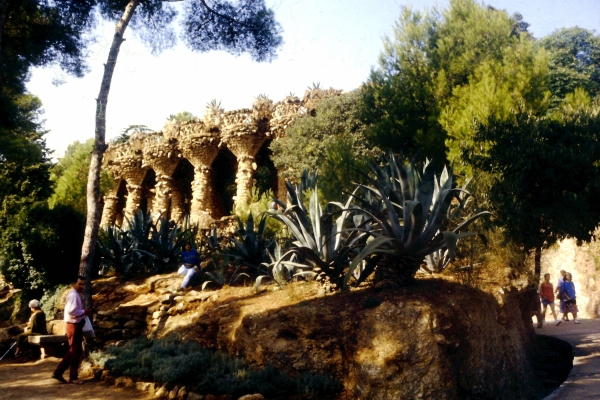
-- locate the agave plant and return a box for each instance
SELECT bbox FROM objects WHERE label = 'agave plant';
[255,242,312,291]
[97,213,153,277]
[143,216,195,273]
[345,152,490,286]
[266,172,368,291]
[202,255,251,290]
[225,213,273,276]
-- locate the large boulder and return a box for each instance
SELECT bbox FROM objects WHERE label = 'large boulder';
[208,280,538,400]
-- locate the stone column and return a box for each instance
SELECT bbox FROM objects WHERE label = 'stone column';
[179,129,221,227]
[101,136,146,226]
[222,135,267,207]
[124,183,144,222]
[143,138,181,221]
[100,193,120,227]
[170,188,185,224]
[119,164,148,223]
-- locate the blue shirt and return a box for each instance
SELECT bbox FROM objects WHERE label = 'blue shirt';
[181,249,201,266]
[562,281,576,299]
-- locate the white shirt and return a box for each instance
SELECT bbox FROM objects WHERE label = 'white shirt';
[64,288,86,323]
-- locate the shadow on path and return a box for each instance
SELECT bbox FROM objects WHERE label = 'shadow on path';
[0,357,152,400]
[540,318,600,400]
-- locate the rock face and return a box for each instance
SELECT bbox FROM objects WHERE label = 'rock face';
[27,274,545,399]
[540,234,600,318]
[191,280,539,400]
[100,88,342,229]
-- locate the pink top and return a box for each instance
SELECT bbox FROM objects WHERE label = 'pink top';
[63,288,86,323]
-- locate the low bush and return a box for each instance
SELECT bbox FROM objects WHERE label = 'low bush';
[93,335,342,399]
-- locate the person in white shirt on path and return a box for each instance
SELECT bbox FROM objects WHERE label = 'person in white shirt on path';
[52,276,91,384]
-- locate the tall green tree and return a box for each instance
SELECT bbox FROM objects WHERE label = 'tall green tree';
[361,7,444,163]
[79,0,283,307]
[539,27,600,107]
[465,91,600,275]
[0,1,93,163]
[362,0,544,174]
[50,139,114,216]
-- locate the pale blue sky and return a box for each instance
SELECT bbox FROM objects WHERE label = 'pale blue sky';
[26,0,600,158]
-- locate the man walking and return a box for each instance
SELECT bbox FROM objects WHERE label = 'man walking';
[52,276,91,384]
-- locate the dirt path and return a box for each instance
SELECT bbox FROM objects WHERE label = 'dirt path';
[0,356,152,400]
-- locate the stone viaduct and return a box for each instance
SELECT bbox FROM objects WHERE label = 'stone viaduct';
[100,88,341,229]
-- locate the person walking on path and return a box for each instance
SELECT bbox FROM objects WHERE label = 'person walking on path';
[14,299,47,357]
[539,273,561,326]
[556,269,570,321]
[561,272,580,324]
[178,242,201,291]
[52,276,91,384]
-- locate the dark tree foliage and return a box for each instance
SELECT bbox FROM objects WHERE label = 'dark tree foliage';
[0,204,85,292]
[181,0,282,61]
[0,0,95,161]
[465,105,600,252]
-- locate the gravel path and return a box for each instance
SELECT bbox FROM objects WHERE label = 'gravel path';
[0,356,152,400]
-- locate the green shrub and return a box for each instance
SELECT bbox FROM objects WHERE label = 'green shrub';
[40,284,70,319]
[97,335,342,398]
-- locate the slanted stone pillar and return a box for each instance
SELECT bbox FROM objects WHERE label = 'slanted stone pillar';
[102,134,147,226]
[122,165,147,223]
[179,124,221,227]
[142,136,181,221]
[221,109,269,208]
[100,193,120,227]
[170,189,185,224]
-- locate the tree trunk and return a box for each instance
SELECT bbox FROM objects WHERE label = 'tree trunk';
[79,0,140,308]
[534,246,542,283]
[374,255,421,286]
[0,0,8,55]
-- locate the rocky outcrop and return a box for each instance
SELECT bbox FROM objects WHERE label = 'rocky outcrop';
[209,280,539,400]
[25,274,549,399]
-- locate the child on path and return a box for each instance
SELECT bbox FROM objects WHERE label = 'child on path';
[539,274,561,326]
[561,272,580,324]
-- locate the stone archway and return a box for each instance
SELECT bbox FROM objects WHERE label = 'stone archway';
[114,179,128,226]
[171,158,194,223]
[140,169,156,216]
[254,139,278,198]
[212,148,237,218]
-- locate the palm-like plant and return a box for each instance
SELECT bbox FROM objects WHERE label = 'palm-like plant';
[267,173,368,291]
[144,217,194,273]
[226,214,273,275]
[345,152,490,286]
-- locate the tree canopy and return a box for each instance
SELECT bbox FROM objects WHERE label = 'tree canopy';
[271,91,379,202]
[539,27,600,107]
[465,91,600,251]
[361,0,548,175]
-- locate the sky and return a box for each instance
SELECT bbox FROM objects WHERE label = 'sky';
[26,0,600,159]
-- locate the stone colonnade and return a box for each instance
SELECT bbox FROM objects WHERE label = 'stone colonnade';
[100,88,342,229]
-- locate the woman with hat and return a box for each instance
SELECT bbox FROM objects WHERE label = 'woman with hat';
[14,299,47,357]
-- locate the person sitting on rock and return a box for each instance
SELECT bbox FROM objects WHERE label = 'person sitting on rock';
[14,299,47,357]
[178,242,201,291]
